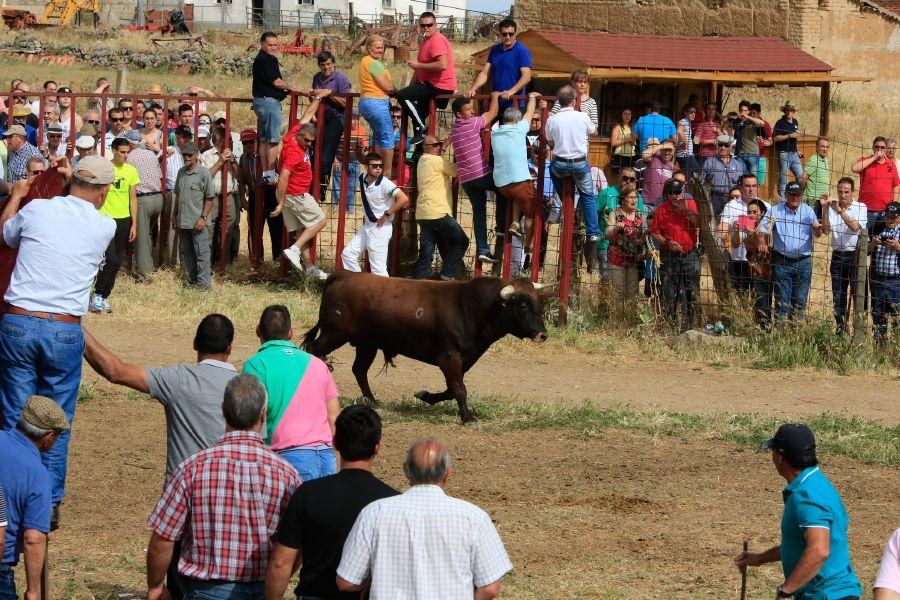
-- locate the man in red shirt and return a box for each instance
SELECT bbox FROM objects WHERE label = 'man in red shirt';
[145,374,301,600]
[272,92,330,280]
[650,178,701,329]
[852,136,900,236]
[395,11,457,145]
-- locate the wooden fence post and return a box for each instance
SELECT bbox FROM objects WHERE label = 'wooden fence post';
[852,228,869,344]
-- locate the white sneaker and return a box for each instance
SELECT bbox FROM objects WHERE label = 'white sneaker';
[89,294,104,313]
[102,298,112,313]
[307,266,329,281]
[282,247,305,272]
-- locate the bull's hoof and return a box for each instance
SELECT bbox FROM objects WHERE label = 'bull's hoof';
[460,414,478,425]
[414,390,437,405]
[364,396,380,406]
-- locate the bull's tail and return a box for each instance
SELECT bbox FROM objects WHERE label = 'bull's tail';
[301,322,321,353]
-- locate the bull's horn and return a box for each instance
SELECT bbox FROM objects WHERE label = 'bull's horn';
[533,282,558,291]
[499,284,517,300]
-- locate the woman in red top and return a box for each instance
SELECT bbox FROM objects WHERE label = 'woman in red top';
[605,190,645,303]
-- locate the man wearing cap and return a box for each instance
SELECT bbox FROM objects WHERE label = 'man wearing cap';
[773,101,804,202]
[0,157,116,521]
[126,130,163,283]
[0,396,69,600]
[91,137,139,314]
[173,141,214,289]
[735,423,862,600]
[162,125,194,266]
[201,126,240,265]
[852,137,900,237]
[71,135,96,171]
[756,181,823,321]
[2,125,43,183]
[641,138,676,208]
[701,134,745,216]
[39,124,66,161]
[3,105,39,146]
[868,201,900,342]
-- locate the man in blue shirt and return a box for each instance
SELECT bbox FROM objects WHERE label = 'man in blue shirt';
[735,423,861,600]
[0,395,69,600]
[466,19,532,112]
[632,102,677,154]
[773,101,803,202]
[755,181,823,321]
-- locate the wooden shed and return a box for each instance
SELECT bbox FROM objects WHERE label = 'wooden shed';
[470,29,869,198]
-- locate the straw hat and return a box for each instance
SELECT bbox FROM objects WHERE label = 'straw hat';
[780,100,797,112]
[642,137,676,162]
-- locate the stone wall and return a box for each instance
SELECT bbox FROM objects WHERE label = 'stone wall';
[515,0,900,100]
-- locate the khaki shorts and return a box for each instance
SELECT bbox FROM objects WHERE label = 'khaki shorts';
[283,193,325,232]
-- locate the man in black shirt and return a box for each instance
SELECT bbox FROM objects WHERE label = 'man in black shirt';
[252,31,299,186]
[265,405,398,600]
[772,100,803,202]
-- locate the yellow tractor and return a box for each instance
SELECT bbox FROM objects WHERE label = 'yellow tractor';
[41,0,100,26]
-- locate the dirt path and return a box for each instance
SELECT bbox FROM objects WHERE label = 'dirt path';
[88,319,899,425]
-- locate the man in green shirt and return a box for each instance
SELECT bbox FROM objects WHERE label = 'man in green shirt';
[173,142,214,290]
[802,137,830,217]
[91,137,139,313]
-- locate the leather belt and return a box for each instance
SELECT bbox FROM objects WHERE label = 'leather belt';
[554,155,587,163]
[6,306,81,323]
[137,191,162,197]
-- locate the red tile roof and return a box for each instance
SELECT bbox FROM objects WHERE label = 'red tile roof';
[533,30,833,73]
[854,0,900,20]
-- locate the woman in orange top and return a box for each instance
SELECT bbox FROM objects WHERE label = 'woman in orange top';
[357,35,397,178]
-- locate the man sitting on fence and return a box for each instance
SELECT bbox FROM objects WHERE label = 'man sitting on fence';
[869,201,900,343]
[413,134,469,280]
[449,92,501,265]
[755,181,823,322]
[272,92,329,281]
[340,152,408,276]
[819,177,866,334]
[544,85,601,244]
[395,11,457,146]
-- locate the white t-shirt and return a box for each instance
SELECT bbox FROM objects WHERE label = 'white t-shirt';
[3,195,116,316]
[875,528,900,595]
[720,197,770,261]
[359,174,399,223]
[545,107,596,159]
[828,201,867,251]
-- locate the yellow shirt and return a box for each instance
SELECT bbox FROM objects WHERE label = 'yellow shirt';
[100,162,140,219]
[415,154,456,221]
[359,55,391,99]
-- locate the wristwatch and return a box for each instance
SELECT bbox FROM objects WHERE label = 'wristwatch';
[200,214,208,222]
[776,585,794,598]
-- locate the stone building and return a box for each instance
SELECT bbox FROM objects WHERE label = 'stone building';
[514,0,900,98]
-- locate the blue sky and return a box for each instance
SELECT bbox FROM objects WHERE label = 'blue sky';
[469,0,514,14]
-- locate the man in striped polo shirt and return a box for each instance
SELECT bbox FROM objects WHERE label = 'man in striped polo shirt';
[243,305,340,482]
[449,91,501,264]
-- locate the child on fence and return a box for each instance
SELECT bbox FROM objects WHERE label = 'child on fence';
[340,152,408,276]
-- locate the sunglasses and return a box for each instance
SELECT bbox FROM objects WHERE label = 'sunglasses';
[369,163,384,169]
[29,169,44,175]
[718,143,731,147]
[302,136,316,143]
[419,22,434,28]
[424,141,444,147]
[110,117,126,122]
[87,119,100,124]
[874,145,887,149]
[620,176,636,182]
[198,120,211,125]
[500,32,515,37]
[121,106,134,111]
[47,134,62,138]
[182,152,195,157]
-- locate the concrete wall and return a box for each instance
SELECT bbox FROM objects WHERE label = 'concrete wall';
[515,0,900,100]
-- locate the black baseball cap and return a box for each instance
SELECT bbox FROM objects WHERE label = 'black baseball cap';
[785,182,803,196]
[761,423,816,457]
[885,201,900,219]
[58,86,72,93]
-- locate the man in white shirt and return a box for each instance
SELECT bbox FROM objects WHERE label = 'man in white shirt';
[337,438,512,600]
[200,126,240,264]
[718,173,770,291]
[0,156,116,522]
[341,152,408,276]
[544,85,601,243]
[820,177,867,333]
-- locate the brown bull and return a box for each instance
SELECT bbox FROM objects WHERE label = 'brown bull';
[302,271,551,422]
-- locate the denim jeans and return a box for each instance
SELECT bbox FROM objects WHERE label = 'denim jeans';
[182,579,265,600]
[414,216,469,280]
[331,160,360,210]
[830,250,856,331]
[277,445,336,483]
[739,154,759,178]
[871,275,900,340]
[0,565,16,600]
[752,277,773,327]
[0,313,84,505]
[549,159,601,238]
[778,151,803,201]
[659,251,701,329]
[460,174,495,256]
[771,253,812,321]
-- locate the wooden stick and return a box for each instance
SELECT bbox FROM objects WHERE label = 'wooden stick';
[740,540,748,600]
[41,548,49,600]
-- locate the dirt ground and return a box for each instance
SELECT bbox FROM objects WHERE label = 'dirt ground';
[12,318,885,599]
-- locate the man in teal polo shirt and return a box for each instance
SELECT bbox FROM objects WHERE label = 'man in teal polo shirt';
[735,424,861,600]
[243,305,340,483]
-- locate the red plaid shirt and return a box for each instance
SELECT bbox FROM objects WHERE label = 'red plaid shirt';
[148,431,301,582]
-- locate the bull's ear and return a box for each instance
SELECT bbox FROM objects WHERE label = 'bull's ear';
[499,284,517,300]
